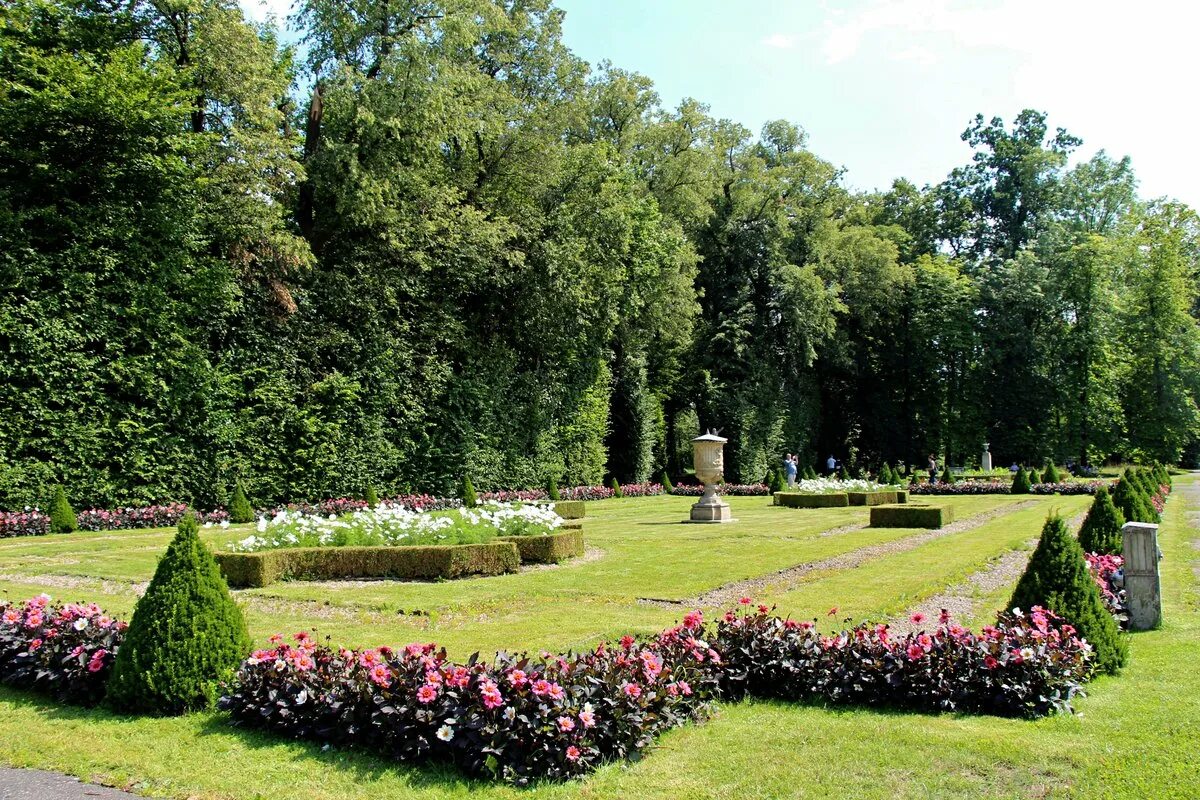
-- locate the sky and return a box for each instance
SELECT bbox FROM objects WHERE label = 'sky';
[240,0,1200,208]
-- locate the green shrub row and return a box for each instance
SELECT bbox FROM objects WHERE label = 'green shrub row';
[775,492,849,508]
[847,490,908,506]
[554,500,586,519]
[498,530,584,564]
[215,542,521,588]
[869,504,953,529]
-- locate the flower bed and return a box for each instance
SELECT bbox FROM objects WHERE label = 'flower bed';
[0,595,125,705]
[910,480,1109,496]
[227,502,563,554]
[670,483,771,496]
[0,509,50,538]
[1087,553,1127,626]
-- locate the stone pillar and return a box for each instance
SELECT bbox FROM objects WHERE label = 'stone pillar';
[981,443,992,472]
[1122,521,1161,631]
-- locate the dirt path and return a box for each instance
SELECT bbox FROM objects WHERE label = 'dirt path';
[887,509,1087,634]
[638,500,1041,609]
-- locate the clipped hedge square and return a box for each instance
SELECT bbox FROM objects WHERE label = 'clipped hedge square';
[553,501,586,519]
[869,504,952,529]
[775,492,850,508]
[847,490,904,506]
[498,530,584,564]
[215,542,520,588]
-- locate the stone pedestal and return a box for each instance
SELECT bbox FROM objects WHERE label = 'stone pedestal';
[981,443,992,472]
[1122,521,1161,631]
[689,501,734,523]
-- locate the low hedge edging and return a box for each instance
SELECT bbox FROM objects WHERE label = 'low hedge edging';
[775,492,850,508]
[869,504,953,529]
[553,500,585,519]
[215,542,520,588]
[498,530,584,564]
[847,490,907,506]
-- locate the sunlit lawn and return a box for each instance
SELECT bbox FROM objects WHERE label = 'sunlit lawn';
[0,485,1195,798]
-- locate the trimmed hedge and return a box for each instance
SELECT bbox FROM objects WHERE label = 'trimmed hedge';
[869,504,953,529]
[498,530,584,564]
[775,492,850,508]
[215,542,520,588]
[847,490,907,506]
[554,500,585,519]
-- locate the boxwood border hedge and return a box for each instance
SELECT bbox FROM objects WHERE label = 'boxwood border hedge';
[869,504,953,529]
[847,490,908,506]
[553,501,585,519]
[498,529,584,564]
[214,542,521,588]
[775,492,850,508]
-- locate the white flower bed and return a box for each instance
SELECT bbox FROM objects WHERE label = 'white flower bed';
[226,501,563,553]
[790,478,888,494]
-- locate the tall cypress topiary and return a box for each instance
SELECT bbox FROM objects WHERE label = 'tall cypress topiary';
[1008,514,1127,674]
[940,464,955,484]
[1011,467,1031,494]
[1027,466,1041,485]
[461,475,478,508]
[609,477,623,498]
[1042,461,1061,484]
[803,465,817,480]
[107,514,250,713]
[838,466,850,481]
[229,481,254,524]
[364,484,380,508]
[881,463,896,485]
[660,470,673,492]
[546,477,561,502]
[49,485,77,534]
[1077,487,1125,555]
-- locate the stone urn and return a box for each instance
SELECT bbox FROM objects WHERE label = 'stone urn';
[689,431,734,523]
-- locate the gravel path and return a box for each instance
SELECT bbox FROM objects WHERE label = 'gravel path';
[0,768,135,799]
[887,508,1088,634]
[638,501,1040,609]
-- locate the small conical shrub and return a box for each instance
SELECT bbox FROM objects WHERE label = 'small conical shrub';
[880,463,895,485]
[1077,487,1125,555]
[660,470,674,492]
[546,477,561,502]
[1008,514,1127,674]
[107,514,251,713]
[1027,466,1041,484]
[609,477,623,498]
[49,485,77,534]
[1011,467,1031,494]
[940,464,955,484]
[838,466,850,481]
[364,484,380,508]
[803,465,817,480]
[229,481,254,524]
[1042,462,1061,484]
[1127,468,1150,496]
[769,469,786,494]
[461,475,478,508]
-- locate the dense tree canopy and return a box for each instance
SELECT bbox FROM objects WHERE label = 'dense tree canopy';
[2,0,1199,508]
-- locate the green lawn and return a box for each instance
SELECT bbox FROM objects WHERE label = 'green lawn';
[0,485,1196,798]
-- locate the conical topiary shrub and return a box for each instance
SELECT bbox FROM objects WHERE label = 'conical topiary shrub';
[229,481,254,524]
[107,514,251,713]
[1042,462,1061,484]
[1011,467,1031,494]
[1077,487,1125,555]
[609,477,623,498]
[1027,466,1041,485]
[461,475,478,508]
[880,463,895,485]
[1008,514,1127,675]
[803,465,817,480]
[769,469,786,494]
[838,466,850,481]
[49,485,77,534]
[364,484,380,508]
[546,477,561,502]
[660,470,673,492]
[940,464,955,484]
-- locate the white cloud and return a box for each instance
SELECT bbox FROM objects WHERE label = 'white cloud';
[891,45,937,67]
[761,33,797,49]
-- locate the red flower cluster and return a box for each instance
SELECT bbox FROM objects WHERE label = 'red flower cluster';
[0,595,126,705]
[0,509,50,537]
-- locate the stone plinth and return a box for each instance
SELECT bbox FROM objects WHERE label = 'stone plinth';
[689,502,734,523]
[1122,521,1161,631]
[981,443,992,472]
